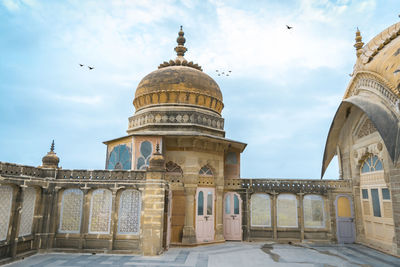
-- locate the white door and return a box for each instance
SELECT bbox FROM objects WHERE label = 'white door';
[224,192,242,240]
[196,188,215,242]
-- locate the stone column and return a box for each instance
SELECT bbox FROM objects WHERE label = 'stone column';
[32,187,45,251]
[298,193,304,241]
[182,184,197,244]
[239,191,248,241]
[47,186,61,249]
[141,148,166,256]
[215,185,224,241]
[79,187,91,250]
[272,192,278,240]
[10,186,25,258]
[35,186,49,250]
[108,188,118,251]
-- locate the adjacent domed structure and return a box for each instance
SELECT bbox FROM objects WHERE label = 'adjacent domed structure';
[41,140,59,169]
[128,27,225,137]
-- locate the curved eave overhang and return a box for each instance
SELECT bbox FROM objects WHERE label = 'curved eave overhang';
[321,95,400,178]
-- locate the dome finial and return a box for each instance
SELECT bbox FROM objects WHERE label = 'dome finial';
[354,27,364,57]
[50,140,55,152]
[174,26,187,58]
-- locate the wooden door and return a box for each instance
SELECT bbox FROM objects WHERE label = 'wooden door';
[223,192,242,240]
[196,188,215,242]
[335,195,355,243]
[171,190,185,243]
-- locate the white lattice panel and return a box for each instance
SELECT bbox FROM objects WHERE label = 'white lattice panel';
[19,187,36,237]
[89,189,112,234]
[59,189,83,233]
[0,186,13,241]
[118,190,141,234]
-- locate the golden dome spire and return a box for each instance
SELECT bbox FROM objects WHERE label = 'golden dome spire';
[174,26,187,58]
[354,27,364,57]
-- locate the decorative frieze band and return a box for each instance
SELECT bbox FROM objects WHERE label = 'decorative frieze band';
[128,110,225,131]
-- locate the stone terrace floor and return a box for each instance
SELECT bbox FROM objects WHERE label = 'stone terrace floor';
[4,242,400,267]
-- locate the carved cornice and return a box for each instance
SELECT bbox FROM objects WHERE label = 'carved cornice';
[344,71,400,112]
[128,110,225,132]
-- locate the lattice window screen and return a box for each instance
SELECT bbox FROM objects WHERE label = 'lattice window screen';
[0,186,13,241]
[277,194,298,227]
[118,190,141,234]
[303,195,325,228]
[19,187,36,237]
[59,189,84,233]
[250,194,271,227]
[89,189,112,234]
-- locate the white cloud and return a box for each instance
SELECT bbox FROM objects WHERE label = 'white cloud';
[2,0,20,11]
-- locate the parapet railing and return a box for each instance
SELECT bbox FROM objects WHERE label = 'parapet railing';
[0,162,146,181]
[225,178,351,192]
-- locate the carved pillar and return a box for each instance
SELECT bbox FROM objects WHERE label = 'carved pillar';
[79,187,91,250]
[47,186,61,249]
[272,192,278,240]
[239,191,248,241]
[10,186,25,258]
[298,193,304,241]
[215,186,224,241]
[33,186,47,251]
[109,188,118,251]
[182,185,197,244]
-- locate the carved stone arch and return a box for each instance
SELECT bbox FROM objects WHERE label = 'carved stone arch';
[344,71,399,101]
[322,96,400,178]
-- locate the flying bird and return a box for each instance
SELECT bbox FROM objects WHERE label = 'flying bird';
[79,64,84,67]
[286,25,293,30]
[88,66,95,70]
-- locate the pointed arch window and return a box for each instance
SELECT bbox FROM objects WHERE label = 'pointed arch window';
[199,165,213,176]
[166,161,183,174]
[59,188,83,233]
[137,141,153,170]
[118,189,141,234]
[107,144,132,170]
[361,155,383,173]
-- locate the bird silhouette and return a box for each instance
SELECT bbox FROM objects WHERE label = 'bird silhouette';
[286,25,293,29]
[88,66,94,70]
[79,64,84,67]
[216,70,219,72]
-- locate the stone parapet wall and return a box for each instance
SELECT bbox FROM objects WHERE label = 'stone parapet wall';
[0,161,165,263]
[224,178,351,243]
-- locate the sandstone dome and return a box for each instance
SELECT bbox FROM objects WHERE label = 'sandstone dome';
[132,27,224,115]
[133,65,223,114]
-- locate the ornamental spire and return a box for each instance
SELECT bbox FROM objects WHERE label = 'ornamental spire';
[354,27,364,58]
[50,140,55,152]
[174,26,187,58]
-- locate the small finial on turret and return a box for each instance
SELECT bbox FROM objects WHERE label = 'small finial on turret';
[51,140,55,152]
[175,26,187,58]
[354,27,364,57]
[156,143,160,153]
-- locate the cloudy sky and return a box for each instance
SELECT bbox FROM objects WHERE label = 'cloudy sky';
[0,0,398,179]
